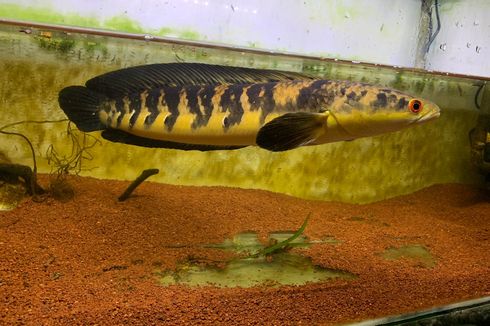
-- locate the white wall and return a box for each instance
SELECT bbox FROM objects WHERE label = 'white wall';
[425,0,490,78]
[1,0,490,78]
[1,0,422,67]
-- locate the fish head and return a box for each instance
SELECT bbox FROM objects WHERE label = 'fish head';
[327,86,441,138]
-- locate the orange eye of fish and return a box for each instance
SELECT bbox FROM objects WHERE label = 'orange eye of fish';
[408,99,423,113]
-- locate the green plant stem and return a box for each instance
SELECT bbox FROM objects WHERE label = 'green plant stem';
[249,213,311,258]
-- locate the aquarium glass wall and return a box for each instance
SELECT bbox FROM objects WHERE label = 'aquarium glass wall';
[1,1,489,325]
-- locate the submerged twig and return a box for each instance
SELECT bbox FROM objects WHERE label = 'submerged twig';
[0,163,45,195]
[0,119,69,199]
[249,213,311,258]
[118,168,160,201]
[0,130,39,196]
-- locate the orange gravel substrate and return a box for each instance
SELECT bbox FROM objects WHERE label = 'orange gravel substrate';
[1,175,489,325]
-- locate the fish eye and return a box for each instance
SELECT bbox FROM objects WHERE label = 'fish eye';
[408,99,423,113]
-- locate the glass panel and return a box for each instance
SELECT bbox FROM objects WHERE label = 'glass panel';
[1,21,489,325]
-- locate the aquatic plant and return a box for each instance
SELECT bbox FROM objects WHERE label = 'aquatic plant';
[46,122,99,176]
[45,122,99,201]
[249,213,311,258]
[0,120,98,202]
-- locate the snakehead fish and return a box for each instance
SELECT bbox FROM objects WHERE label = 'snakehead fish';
[58,63,440,152]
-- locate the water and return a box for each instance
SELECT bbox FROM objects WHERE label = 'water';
[159,231,354,288]
[0,21,489,325]
[0,23,486,203]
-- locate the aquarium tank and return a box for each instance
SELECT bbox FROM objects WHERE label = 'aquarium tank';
[0,0,489,325]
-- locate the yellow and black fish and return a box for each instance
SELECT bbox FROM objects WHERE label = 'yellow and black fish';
[58,63,440,152]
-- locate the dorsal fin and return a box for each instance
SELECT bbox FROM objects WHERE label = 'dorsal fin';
[85,63,314,98]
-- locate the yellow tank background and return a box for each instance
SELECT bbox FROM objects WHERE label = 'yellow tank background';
[0,24,485,203]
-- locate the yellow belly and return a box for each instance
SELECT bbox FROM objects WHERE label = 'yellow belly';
[120,111,284,146]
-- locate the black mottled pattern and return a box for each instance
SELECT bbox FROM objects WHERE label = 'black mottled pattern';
[297,80,331,111]
[245,84,263,112]
[345,89,367,106]
[387,94,399,106]
[198,86,215,127]
[184,85,206,129]
[115,98,125,127]
[223,116,230,129]
[311,79,330,91]
[144,90,160,127]
[347,91,357,101]
[246,83,276,124]
[128,94,142,128]
[371,92,388,109]
[163,86,181,131]
[220,85,244,130]
[397,97,408,109]
[323,88,337,107]
[259,83,276,123]
[346,89,374,106]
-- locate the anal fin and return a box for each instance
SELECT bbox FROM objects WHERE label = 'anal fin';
[256,112,328,152]
[101,129,246,151]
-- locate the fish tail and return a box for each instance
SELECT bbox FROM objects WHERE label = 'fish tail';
[58,86,107,132]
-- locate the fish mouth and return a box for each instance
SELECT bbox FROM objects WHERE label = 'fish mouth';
[417,109,441,124]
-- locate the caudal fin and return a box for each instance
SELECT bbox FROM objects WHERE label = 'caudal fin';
[58,86,107,132]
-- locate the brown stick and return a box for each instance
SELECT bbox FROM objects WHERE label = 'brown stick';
[118,169,159,201]
[0,163,45,195]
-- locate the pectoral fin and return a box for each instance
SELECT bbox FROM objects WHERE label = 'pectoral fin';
[256,112,328,152]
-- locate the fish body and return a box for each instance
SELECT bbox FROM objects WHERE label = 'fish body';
[59,63,440,151]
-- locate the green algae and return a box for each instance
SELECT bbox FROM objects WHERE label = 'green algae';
[0,4,101,28]
[391,71,407,90]
[246,42,261,48]
[37,36,75,54]
[104,15,145,34]
[178,29,201,40]
[157,253,355,288]
[0,3,202,41]
[321,1,363,26]
[158,229,354,288]
[414,80,427,93]
[157,27,174,37]
[82,40,108,56]
[382,244,436,268]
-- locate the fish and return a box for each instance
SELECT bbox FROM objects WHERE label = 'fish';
[58,63,440,152]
